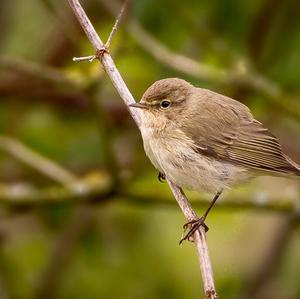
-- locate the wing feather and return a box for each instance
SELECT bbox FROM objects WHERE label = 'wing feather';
[184,89,300,175]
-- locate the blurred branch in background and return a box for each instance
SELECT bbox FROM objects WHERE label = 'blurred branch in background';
[0,57,104,108]
[0,172,112,206]
[40,0,82,58]
[0,135,77,185]
[120,186,299,214]
[0,135,112,299]
[33,205,97,299]
[0,277,8,299]
[0,135,113,205]
[98,0,300,121]
[239,213,299,299]
[0,57,93,108]
[0,175,298,214]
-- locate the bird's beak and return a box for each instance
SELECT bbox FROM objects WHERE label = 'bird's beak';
[128,102,149,109]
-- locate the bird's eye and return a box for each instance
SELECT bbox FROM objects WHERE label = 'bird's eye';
[160,100,171,109]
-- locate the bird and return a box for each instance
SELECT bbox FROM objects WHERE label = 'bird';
[129,78,300,242]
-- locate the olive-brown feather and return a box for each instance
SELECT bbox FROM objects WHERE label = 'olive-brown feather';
[182,88,300,175]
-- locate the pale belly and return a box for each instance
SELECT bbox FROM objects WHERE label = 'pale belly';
[141,128,250,194]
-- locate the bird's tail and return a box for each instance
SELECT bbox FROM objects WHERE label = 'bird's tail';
[285,155,300,176]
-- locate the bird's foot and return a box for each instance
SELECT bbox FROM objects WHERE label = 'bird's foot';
[179,216,209,245]
[158,172,166,183]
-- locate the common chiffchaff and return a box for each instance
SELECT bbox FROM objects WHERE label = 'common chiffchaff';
[129,78,299,241]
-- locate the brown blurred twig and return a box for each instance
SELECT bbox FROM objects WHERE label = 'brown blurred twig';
[0,172,112,206]
[0,135,77,185]
[120,186,299,214]
[0,57,76,85]
[105,0,129,49]
[0,177,299,215]
[238,213,299,299]
[0,279,8,299]
[98,0,300,121]
[33,205,96,299]
[0,135,112,205]
[0,57,92,108]
[67,0,217,297]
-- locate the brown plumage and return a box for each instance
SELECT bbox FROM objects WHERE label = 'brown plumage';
[181,86,300,176]
[130,78,299,194]
[129,77,299,241]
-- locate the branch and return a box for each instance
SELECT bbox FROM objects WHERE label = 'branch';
[0,171,112,206]
[168,180,216,297]
[67,0,217,297]
[0,135,113,205]
[0,135,77,185]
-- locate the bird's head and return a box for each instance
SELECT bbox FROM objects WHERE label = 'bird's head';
[129,78,193,128]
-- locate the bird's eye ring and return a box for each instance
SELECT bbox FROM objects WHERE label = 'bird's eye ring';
[160,100,171,109]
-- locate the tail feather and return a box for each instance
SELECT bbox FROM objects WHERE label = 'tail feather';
[285,155,300,176]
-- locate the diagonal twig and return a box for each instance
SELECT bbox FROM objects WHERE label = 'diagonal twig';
[73,0,129,62]
[67,0,217,298]
[0,135,76,185]
[105,0,129,48]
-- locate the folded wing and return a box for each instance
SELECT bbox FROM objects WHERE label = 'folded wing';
[185,90,300,175]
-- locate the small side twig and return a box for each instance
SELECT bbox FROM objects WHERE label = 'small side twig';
[105,0,129,48]
[67,0,217,298]
[73,54,96,62]
[72,0,129,63]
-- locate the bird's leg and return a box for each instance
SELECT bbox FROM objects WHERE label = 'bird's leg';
[179,190,222,244]
[158,172,166,183]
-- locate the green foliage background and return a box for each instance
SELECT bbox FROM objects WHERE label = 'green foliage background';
[0,0,300,299]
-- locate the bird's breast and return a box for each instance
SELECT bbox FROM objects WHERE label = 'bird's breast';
[140,125,166,172]
[140,125,249,193]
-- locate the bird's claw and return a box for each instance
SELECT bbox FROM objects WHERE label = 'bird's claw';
[179,216,209,245]
[158,172,166,183]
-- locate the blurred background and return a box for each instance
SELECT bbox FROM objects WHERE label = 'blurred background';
[0,0,300,298]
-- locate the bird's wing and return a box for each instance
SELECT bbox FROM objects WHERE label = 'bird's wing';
[183,91,300,175]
